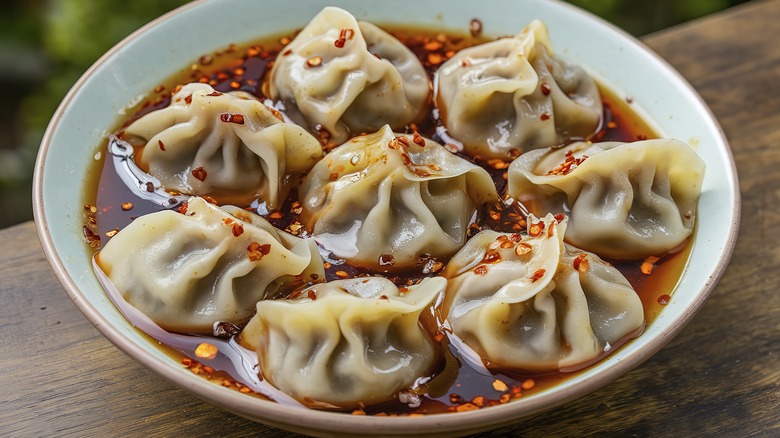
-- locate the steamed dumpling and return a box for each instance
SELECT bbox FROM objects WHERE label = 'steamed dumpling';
[435,20,602,160]
[97,197,325,334]
[442,214,644,372]
[239,276,444,407]
[507,139,705,259]
[124,83,323,210]
[299,125,499,270]
[269,7,430,145]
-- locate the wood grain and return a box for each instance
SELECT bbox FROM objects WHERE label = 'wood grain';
[3,1,780,436]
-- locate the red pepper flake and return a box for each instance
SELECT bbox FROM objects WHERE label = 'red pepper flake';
[307,290,317,300]
[105,228,119,238]
[547,222,555,237]
[492,379,509,392]
[329,172,339,181]
[474,265,488,275]
[154,85,165,93]
[469,18,483,37]
[232,224,244,237]
[282,49,292,56]
[546,150,588,176]
[184,94,193,104]
[540,112,551,121]
[541,82,551,95]
[315,125,331,146]
[471,396,485,407]
[573,253,590,272]
[658,294,671,306]
[530,269,546,282]
[334,28,355,48]
[220,113,245,124]
[515,242,532,256]
[434,333,444,343]
[607,121,618,129]
[641,256,660,275]
[529,221,544,237]
[268,211,282,219]
[229,81,240,89]
[177,202,189,214]
[335,270,349,278]
[554,213,565,223]
[482,250,501,264]
[412,132,426,147]
[157,139,166,151]
[509,233,523,242]
[121,202,133,211]
[456,403,479,412]
[378,254,395,266]
[145,182,155,192]
[487,159,510,170]
[305,56,323,68]
[396,136,410,147]
[424,40,443,51]
[499,393,511,403]
[521,378,536,390]
[427,53,444,65]
[191,167,207,181]
[247,242,271,261]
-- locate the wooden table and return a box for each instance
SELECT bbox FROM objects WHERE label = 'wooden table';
[3,1,779,436]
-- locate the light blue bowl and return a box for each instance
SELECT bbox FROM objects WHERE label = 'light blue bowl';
[33,0,739,435]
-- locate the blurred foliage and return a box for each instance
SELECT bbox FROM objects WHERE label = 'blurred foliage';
[0,0,750,227]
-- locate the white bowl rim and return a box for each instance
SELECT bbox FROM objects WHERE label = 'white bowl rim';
[32,0,741,435]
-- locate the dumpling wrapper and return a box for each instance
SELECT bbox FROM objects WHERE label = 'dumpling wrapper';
[97,197,324,334]
[507,139,705,259]
[435,20,602,160]
[239,276,445,407]
[125,83,323,210]
[442,214,644,372]
[299,125,498,270]
[269,6,430,145]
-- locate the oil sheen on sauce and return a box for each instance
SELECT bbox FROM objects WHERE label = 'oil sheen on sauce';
[83,26,690,415]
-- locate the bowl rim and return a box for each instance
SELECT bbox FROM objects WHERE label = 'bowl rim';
[32,0,741,434]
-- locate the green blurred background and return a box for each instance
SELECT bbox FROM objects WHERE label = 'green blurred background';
[0,0,749,228]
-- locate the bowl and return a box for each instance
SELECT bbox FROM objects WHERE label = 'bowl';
[33,0,740,436]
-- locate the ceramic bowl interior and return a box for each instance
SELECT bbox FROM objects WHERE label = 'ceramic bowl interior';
[33,0,739,436]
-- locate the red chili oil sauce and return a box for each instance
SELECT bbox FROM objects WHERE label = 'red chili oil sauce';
[82,26,691,416]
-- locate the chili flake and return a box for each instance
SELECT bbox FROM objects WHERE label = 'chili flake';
[219,113,245,124]
[191,167,207,181]
[641,256,660,275]
[573,253,590,272]
[121,202,133,211]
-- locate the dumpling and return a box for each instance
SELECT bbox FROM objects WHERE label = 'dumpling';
[434,20,602,160]
[239,276,445,407]
[96,197,325,334]
[269,7,430,145]
[507,139,705,259]
[124,83,323,210]
[442,214,644,372]
[299,125,499,270]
